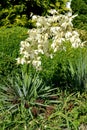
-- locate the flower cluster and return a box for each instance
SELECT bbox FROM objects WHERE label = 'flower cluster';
[16,9,83,70]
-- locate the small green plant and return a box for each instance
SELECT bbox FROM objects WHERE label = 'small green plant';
[49,92,87,130]
[0,69,57,119]
[68,47,87,92]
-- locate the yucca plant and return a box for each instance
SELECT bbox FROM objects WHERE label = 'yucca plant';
[68,47,87,92]
[0,70,57,119]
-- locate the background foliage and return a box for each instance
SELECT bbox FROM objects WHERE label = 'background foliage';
[0,0,69,27]
[40,43,87,92]
[71,0,87,30]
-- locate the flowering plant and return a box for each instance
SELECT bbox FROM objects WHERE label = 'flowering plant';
[16,9,84,70]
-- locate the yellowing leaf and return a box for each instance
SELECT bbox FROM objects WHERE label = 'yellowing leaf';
[55,2,60,7]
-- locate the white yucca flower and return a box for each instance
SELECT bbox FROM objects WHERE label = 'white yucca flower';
[20,58,26,64]
[16,57,21,64]
[32,15,37,20]
[17,9,84,70]
[36,22,41,27]
[23,51,30,58]
[65,31,72,38]
[48,9,58,15]
[32,60,41,70]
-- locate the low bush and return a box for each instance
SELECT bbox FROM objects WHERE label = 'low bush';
[0,26,28,82]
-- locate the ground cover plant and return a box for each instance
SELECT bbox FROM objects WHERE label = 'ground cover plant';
[0,3,87,130]
[0,89,87,130]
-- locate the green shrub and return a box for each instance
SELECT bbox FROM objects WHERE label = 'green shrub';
[40,44,87,92]
[0,5,29,27]
[0,0,69,27]
[71,0,87,30]
[0,26,28,82]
